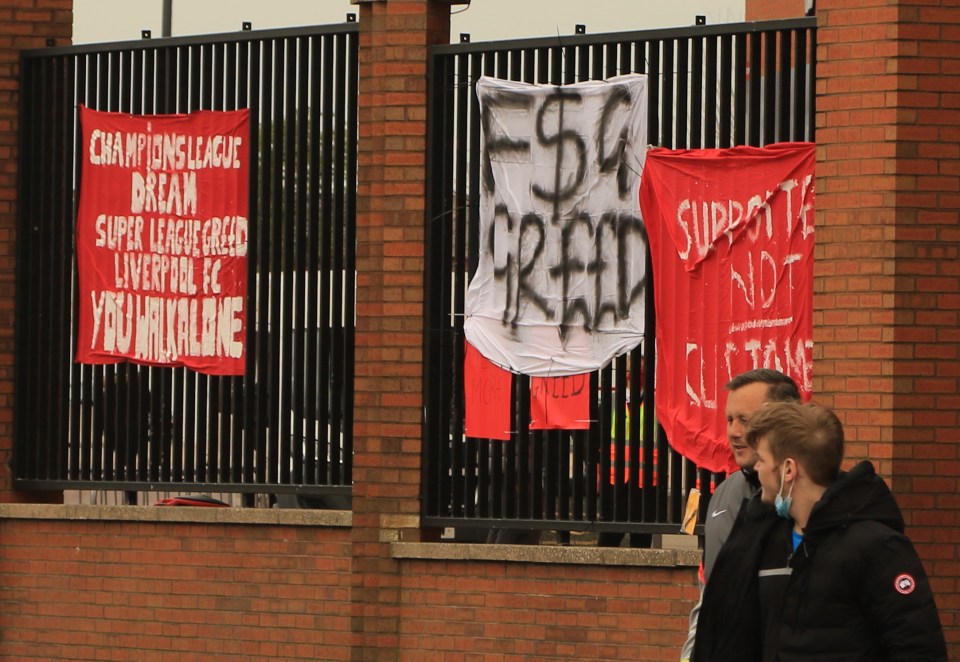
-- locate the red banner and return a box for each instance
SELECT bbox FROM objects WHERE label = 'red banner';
[75,106,250,375]
[640,143,815,473]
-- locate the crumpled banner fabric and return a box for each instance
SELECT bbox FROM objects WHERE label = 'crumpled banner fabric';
[75,106,250,376]
[464,74,648,377]
[640,142,815,473]
[464,340,592,438]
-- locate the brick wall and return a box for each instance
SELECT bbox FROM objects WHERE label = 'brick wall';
[0,1,70,501]
[0,515,353,660]
[396,560,696,658]
[814,0,960,655]
[744,0,810,93]
[746,0,807,20]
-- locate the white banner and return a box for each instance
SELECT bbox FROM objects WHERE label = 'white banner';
[465,74,649,376]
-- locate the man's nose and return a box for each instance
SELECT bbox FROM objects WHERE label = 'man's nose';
[729,420,743,438]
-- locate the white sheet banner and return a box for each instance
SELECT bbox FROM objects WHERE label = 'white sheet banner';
[465,74,648,376]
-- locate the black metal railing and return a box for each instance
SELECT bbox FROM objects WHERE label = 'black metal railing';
[422,19,816,540]
[15,23,359,501]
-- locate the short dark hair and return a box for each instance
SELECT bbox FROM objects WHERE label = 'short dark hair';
[725,369,800,403]
[745,402,844,486]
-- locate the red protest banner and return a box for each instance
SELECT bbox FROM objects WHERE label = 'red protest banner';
[529,373,591,430]
[640,142,815,473]
[464,341,513,440]
[75,106,250,376]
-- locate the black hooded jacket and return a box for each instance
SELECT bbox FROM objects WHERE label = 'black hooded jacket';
[693,461,946,662]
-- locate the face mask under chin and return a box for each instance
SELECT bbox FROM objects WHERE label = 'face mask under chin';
[775,463,794,518]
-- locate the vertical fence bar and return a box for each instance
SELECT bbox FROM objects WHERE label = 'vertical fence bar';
[793,28,808,143]
[676,37,689,149]
[703,35,717,149]
[341,28,358,489]
[690,35,704,148]
[15,56,41,481]
[718,34,732,148]
[778,29,793,143]
[246,35,265,485]
[763,29,778,145]
[748,31,762,146]
[423,47,451,518]
[303,34,321,488]
[286,35,306,488]
[733,33,747,147]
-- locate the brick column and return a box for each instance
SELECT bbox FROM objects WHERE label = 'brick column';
[814,0,960,652]
[0,1,71,501]
[745,0,807,20]
[351,1,454,658]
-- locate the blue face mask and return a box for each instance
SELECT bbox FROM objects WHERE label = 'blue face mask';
[775,463,794,519]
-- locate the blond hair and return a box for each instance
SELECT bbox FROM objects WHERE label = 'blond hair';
[745,402,844,486]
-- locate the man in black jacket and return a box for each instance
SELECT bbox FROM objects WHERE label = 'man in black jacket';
[694,402,946,661]
[680,369,800,661]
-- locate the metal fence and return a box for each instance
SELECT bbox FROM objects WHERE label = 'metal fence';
[422,18,816,540]
[15,22,358,503]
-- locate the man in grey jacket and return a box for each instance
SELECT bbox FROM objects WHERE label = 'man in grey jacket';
[679,369,800,662]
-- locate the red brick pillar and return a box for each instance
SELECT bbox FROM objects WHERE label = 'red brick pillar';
[351,0,455,657]
[0,1,71,501]
[814,0,960,652]
[746,0,807,20]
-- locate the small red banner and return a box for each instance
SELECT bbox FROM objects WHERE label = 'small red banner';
[464,341,513,440]
[529,374,591,430]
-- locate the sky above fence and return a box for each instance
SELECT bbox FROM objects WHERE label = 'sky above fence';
[73,0,746,45]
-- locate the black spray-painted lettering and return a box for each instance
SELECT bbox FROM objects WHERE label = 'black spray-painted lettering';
[597,84,633,199]
[480,82,646,345]
[481,91,533,193]
[532,89,587,224]
[531,373,588,400]
[550,210,593,339]
[489,209,646,334]
[491,203,514,324]
[514,212,553,326]
[616,214,647,317]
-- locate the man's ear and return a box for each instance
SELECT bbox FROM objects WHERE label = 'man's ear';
[782,457,798,482]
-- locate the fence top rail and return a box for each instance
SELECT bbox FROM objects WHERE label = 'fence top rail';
[434,17,817,55]
[23,20,361,59]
